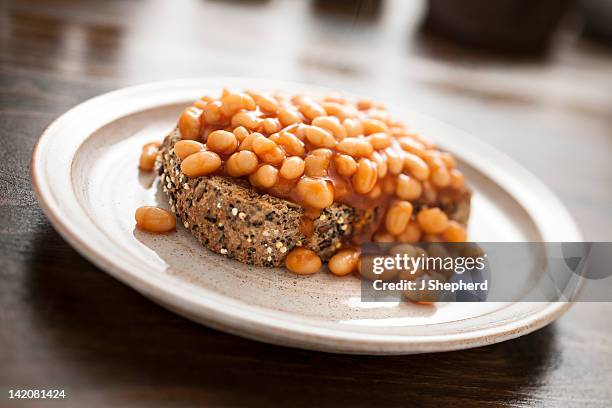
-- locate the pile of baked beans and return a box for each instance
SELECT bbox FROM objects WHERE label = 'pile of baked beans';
[138,88,469,276]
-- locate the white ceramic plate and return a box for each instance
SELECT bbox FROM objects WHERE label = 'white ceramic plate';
[31,78,583,355]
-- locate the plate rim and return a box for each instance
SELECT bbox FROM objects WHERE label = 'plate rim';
[31,78,583,354]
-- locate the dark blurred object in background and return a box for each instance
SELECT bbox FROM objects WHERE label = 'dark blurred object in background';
[580,0,612,45]
[422,0,575,53]
[312,0,383,22]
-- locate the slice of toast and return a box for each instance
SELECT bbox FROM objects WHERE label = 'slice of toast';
[158,129,470,267]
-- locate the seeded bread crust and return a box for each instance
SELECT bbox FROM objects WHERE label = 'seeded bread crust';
[158,129,380,267]
[157,129,471,267]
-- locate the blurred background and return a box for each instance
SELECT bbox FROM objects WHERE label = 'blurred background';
[3,0,611,240]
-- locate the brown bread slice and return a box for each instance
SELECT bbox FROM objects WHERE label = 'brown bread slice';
[157,129,471,267]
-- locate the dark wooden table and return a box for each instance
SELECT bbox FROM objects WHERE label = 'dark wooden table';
[1,1,611,406]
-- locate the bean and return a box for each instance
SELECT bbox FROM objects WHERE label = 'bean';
[417,208,449,235]
[296,177,334,209]
[337,137,373,158]
[262,117,281,134]
[135,206,176,233]
[180,151,222,177]
[343,118,363,137]
[403,152,430,181]
[328,249,359,276]
[442,221,467,242]
[334,154,357,176]
[278,108,303,126]
[220,92,256,116]
[277,132,305,156]
[231,111,262,130]
[207,130,238,154]
[312,116,346,139]
[280,156,305,180]
[139,142,160,171]
[398,221,422,243]
[178,107,202,140]
[450,168,465,190]
[396,174,422,200]
[362,118,389,135]
[351,158,378,194]
[304,151,331,177]
[174,140,204,160]
[299,101,326,121]
[226,150,259,177]
[306,125,337,148]
[249,164,278,188]
[285,248,322,275]
[385,201,414,235]
[367,132,391,149]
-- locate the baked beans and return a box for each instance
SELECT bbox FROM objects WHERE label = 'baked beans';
[233,126,250,142]
[385,147,404,175]
[178,107,202,140]
[334,154,357,176]
[306,126,337,148]
[403,153,430,181]
[450,168,465,189]
[181,151,222,177]
[220,92,256,116]
[398,221,422,243]
[239,132,263,152]
[255,94,279,113]
[296,177,334,209]
[385,200,413,235]
[163,89,471,278]
[362,118,389,135]
[174,140,204,160]
[280,156,305,180]
[352,158,378,194]
[207,130,238,155]
[398,136,424,153]
[370,151,388,179]
[249,164,278,188]
[285,247,322,275]
[278,108,303,126]
[321,102,349,120]
[299,101,326,121]
[304,151,331,177]
[139,142,160,171]
[277,132,305,156]
[442,221,467,242]
[396,174,422,201]
[328,248,359,276]
[226,150,259,177]
[312,116,346,139]
[417,208,449,235]
[135,206,176,233]
[367,133,391,149]
[231,111,261,130]
[262,117,281,134]
[336,137,374,157]
[202,100,224,125]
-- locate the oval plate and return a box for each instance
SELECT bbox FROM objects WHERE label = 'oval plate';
[31,78,582,354]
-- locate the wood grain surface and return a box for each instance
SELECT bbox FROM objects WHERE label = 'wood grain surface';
[1,1,611,407]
